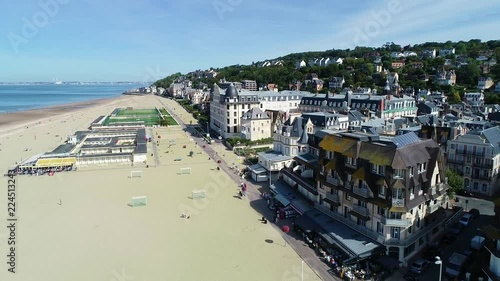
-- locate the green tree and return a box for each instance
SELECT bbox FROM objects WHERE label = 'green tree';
[485,93,500,104]
[456,63,481,87]
[446,169,464,193]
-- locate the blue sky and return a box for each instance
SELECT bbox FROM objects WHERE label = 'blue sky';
[1,0,499,82]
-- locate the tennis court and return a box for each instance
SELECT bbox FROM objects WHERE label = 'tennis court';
[115,108,158,116]
[103,108,162,126]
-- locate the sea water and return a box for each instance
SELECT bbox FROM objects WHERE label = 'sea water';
[0,83,148,113]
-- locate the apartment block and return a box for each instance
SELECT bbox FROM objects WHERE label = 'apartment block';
[447,127,500,196]
[315,132,450,263]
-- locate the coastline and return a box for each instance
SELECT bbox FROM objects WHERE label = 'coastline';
[0,96,127,138]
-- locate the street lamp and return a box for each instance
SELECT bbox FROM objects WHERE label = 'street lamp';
[435,256,442,281]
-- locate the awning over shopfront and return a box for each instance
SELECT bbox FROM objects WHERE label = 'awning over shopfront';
[304,210,385,262]
[294,213,320,234]
[275,193,291,206]
[270,182,295,197]
[290,199,314,215]
[271,182,313,214]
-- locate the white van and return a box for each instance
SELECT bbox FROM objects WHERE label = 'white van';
[471,236,486,250]
[459,213,473,226]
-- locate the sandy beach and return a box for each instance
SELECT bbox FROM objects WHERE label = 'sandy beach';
[0,95,320,281]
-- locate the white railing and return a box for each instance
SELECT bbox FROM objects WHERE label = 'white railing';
[352,205,370,216]
[326,175,339,186]
[353,186,369,197]
[381,216,412,227]
[427,204,441,215]
[392,197,405,206]
[325,193,340,203]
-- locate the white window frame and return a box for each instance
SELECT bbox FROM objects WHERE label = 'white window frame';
[346,157,357,166]
[377,222,384,234]
[378,185,386,197]
[393,169,405,179]
[418,163,426,174]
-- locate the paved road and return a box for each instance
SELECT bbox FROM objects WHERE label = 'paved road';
[453,195,495,215]
[148,128,161,166]
[390,197,495,281]
[155,96,338,281]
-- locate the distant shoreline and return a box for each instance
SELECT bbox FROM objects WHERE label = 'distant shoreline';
[0,96,126,137]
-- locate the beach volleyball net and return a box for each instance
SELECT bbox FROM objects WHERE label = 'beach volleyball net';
[130,171,143,178]
[192,190,206,200]
[179,167,192,175]
[130,196,147,207]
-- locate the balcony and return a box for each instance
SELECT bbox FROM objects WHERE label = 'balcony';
[381,216,412,227]
[353,186,370,198]
[326,175,340,186]
[391,197,405,206]
[325,192,340,203]
[316,205,382,242]
[447,158,464,165]
[384,211,448,247]
[352,205,370,217]
[427,203,441,214]
[429,186,436,195]
[281,169,318,195]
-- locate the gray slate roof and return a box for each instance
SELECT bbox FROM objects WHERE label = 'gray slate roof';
[242,107,270,120]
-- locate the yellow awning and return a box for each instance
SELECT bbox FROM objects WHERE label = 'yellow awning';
[325,160,336,170]
[352,168,365,180]
[376,177,386,186]
[393,180,405,189]
[389,206,408,213]
[36,157,76,167]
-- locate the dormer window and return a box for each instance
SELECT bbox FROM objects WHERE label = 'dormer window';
[345,157,357,166]
[418,163,426,174]
[393,169,405,179]
[371,164,385,175]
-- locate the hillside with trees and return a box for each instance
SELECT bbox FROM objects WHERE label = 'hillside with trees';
[155,40,500,103]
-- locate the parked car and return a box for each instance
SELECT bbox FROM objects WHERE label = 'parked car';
[468,208,480,219]
[449,222,464,235]
[410,259,429,274]
[459,213,474,226]
[458,190,474,197]
[470,236,486,250]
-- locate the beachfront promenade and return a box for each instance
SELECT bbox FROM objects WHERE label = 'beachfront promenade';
[156,96,340,281]
[0,95,322,281]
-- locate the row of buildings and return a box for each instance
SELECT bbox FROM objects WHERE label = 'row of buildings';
[248,116,455,265]
[243,101,500,266]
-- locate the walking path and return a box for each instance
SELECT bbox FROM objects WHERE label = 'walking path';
[156,96,340,281]
[148,127,161,166]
